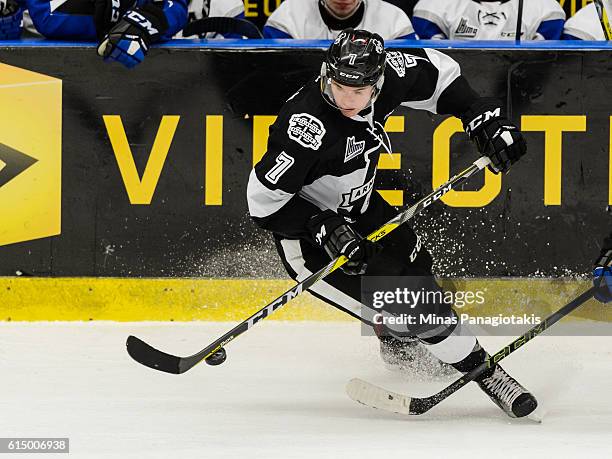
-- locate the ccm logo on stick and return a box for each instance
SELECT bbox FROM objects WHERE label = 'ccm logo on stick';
[422,184,452,208]
[247,285,304,328]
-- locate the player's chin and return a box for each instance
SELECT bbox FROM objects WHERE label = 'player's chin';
[335,7,352,14]
[339,108,360,117]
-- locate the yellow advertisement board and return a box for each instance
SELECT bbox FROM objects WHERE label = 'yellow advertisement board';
[0,64,62,246]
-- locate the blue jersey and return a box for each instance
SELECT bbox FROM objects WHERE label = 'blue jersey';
[26,0,187,40]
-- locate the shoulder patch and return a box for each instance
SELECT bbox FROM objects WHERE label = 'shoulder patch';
[386,51,429,78]
[287,113,326,150]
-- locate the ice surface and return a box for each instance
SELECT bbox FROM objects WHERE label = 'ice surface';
[0,322,610,458]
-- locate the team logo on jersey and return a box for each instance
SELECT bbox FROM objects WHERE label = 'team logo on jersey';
[386,52,429,78]
[339,175,375,208]
[344,136,365,163]
[287,113,326,150]
[455,18,478,38]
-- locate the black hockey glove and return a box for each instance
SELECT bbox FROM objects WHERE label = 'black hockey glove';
[93,0,137,40]
[97,4,168,69]
[461,98,526,174]
[306,210,382,276]
[593,233,612,303]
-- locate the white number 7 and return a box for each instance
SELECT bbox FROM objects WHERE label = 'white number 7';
[265,152,295,184]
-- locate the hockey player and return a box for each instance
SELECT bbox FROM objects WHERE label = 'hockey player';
[0,0,23,39]
[594,233,612,303]
[25,0,187,68]
[190,0,244,26]
[563,0,611,40]
[263,0,416,40]
[412,0,565,40]
[175,0,245,39]
[246,28,537,418]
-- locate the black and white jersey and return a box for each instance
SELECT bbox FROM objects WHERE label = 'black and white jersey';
[246,48,480,240]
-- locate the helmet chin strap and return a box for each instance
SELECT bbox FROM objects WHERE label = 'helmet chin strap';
[319,63,341,109]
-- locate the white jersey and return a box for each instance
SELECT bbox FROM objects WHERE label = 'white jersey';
[264,0,415,40]
[563,0,611,40]
[208,0,244,18]
[413,0,565,40]
[176,0,245,38]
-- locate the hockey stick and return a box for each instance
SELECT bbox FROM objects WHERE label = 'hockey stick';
[347,286,597,415]
[515,0,524,43]
[594,0,612,40]
[126,156,491,374]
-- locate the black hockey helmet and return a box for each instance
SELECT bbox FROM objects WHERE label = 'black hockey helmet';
[320,29,386,108]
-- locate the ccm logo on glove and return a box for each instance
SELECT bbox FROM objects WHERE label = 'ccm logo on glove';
[125,10,159,35]
[461,98,527,175]
[466,107,502,132]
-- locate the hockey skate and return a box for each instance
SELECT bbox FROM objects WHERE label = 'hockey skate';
[476,364,538,418]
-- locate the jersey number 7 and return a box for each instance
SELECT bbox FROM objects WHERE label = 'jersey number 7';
[265,152,295,185]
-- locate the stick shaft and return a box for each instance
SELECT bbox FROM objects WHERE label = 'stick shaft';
[595,0,612,40]
[515,0,524,43]
[413,286,597,413]
[127,157,491,374]
[349,287,597,415]
[190,158,489,368]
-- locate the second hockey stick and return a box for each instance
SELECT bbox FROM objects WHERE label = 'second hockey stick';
[515,0,524,43]
[126,156,491,374]
[594,0,612,40]
[347,286,596,415]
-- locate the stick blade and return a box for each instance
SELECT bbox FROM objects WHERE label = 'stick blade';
[126,335,182,374]
[526,404,545,424]
[346,378,416,415]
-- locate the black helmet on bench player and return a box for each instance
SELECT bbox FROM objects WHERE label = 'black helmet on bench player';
[320,28,386,109]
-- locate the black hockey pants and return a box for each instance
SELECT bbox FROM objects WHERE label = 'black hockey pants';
[274,191,455,339]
